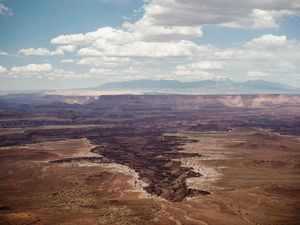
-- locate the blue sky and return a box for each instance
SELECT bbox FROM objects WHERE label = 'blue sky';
[0,0,300,90]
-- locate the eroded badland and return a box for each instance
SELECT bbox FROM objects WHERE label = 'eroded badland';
[0,94,299,225]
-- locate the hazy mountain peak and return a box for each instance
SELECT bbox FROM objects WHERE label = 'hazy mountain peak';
[99,79,297,94]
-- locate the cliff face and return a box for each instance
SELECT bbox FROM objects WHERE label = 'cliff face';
[92,94,300,109]
[0,93,300,202]
[2,94,299,112]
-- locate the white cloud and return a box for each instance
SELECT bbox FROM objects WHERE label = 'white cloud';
[51,22,202,58]
[60,59,75,64]
[49,0,300,63]
[49,0,300,68]
[51,19,202,50]
[249,9,294,29]
[7,63,89,80]
[51,27,133,45]
[176,61,223,71]
[74,39,200,58]
[48,69,90,79]
[247,71,268,77]
[77,57,131,67]
[88,67,140,78]
[173,61,223,80]
[89,68,115,75]
[17,48,64,56]
[4,1,300,86]
[122,20,203,41]
[51,31,300,83]
[0,65,7,74]
[11,63,53,75]
[18,48,50,56]
[0,3,12,16]
[51,49,64,56]
[141,0,300,29]
[220,9,294,29]
[0,51,9,56]
[77,48,103,56]
[93,39,200,57]
[57,45,77,53]
[244,34,290,48]
[168,34,300,82]
[10,32,300,84]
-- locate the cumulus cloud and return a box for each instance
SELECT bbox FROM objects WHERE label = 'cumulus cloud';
[93,39,200,57]
[48,0,300,78]
[220,9,294,29]
[122,20,203,41]
[10,63,53,75]
[75,39,200,58]
[60,59,75,64]
[6,63,89,80]
[18,48,64,56]
[176,61,223,71]
[141,0,300,29]
[49,69,90,79]
[57,45,77,53]
[51,27,131,45]
[18,48,50,56]
[77,57,131,67]
[50,31,300,83]
[244,34,290,48]
[173,61,223,79]
[0,65,7,74]
[168,34,300,81]
[49,1,300,63]
[4,1,300,85]
[0,3,12,16]
[247,71,269,78]
[77,48,103,56]
[0,51,9,56]
[55,27,201,57]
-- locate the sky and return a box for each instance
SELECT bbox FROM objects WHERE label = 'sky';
[0,0,300,90]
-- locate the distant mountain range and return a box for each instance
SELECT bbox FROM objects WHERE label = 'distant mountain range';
[99,79,300,94]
